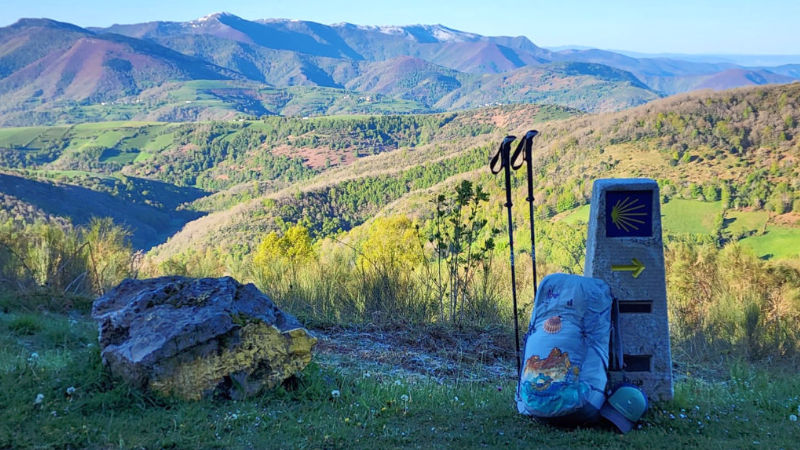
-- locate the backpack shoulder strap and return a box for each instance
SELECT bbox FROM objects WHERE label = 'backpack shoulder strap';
[609,297,624,372]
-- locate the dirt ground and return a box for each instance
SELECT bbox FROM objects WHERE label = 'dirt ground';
[312,323,517,383]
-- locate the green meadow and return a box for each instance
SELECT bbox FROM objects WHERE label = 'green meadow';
[741,226,800,260]
[1,309,798,449]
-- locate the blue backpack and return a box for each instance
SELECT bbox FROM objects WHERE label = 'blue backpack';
[516,273,613,423]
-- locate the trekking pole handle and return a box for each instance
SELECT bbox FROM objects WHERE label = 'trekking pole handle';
[489,135,516,175]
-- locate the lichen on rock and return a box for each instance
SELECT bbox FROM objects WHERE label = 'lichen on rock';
[91,276,316,400]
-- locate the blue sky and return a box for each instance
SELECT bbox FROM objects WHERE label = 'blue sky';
[1,0,799,54]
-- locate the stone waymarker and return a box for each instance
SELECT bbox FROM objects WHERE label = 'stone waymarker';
[584,178,674,401]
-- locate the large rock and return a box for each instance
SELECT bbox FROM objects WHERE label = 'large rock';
[91,276,316,400]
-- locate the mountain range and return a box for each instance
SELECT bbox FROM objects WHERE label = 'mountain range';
[1,12,798,126]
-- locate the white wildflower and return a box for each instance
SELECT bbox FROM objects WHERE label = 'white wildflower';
[394,380,402,386]
[66,386,76,395]
[363,372,371,378]
[790,414,798,422]
[401,394,409,402]
[34,393,44,405]
[331,390,340,398]
[28,352,40,362]
[453,396,459,402]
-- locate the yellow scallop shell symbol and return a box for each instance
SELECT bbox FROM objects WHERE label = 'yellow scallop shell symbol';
[610,196,647,232]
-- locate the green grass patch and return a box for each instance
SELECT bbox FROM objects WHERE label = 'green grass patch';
[725,209,769,236]
[134,151,154,162]
[25,168,95,177]
[740,226,800,260]
[560,204,591,225]
[1,310,799,448]
[70,121,158,132]
[0,126,52,147]
[182,80,240,91]
[143,130,178,152]
[118,131,154,150]
[90,130,128,148]
[117,125,172,151]
[662,199,724,235]
[7,314,43,336]
[169,82,229,102]
[25,127,70,149]
[99,148,140,164]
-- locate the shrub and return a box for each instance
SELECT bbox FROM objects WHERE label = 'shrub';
[0,218,134,298]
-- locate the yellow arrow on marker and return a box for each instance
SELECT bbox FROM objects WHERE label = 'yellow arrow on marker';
[612,258,646,278]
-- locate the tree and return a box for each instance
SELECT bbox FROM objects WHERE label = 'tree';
[358,216,422,273]
[428,180,498,323]
[253,224,314,269]
[703,184,720,202]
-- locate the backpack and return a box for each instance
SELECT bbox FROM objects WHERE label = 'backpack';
[516,273,613,424]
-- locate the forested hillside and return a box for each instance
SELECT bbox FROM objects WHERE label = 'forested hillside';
[141,83,800,262]
[2,83,799,258]
[0,104,576,247]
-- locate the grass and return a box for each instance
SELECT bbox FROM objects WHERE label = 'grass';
[70,121,160,132]
[560,204,591,225]
[740,225,800,260]
[1,309,799,448]
[24,168,102,178]
[99,149,140,164]
[661,199,724,235]
[0,127,53,147]
[117,125,174,151]
[725,210,769,236]
[143,130,178,152]
[133,151,155,163]
[90,130,127,148]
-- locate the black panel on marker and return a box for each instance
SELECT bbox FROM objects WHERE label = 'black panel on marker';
[605,190,653,237]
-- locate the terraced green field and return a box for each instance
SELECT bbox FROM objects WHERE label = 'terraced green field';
[726,209,770,236]
[740,226,800,260]
[0,126,56,147]
[661,199,724,235]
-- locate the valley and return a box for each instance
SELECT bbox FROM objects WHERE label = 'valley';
[2,84,798,260]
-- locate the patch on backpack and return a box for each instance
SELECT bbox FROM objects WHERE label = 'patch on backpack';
[520,347,586,416]
[543,316,562,334]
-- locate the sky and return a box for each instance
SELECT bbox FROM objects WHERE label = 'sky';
[1,0,799,55]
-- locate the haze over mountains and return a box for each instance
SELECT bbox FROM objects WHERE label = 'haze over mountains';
[0,12,798,126]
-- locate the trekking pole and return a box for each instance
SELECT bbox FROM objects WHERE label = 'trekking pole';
[512,130,540,296]
[490,135,523,377]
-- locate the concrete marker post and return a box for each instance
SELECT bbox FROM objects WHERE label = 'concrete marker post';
[584,178,674,401]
